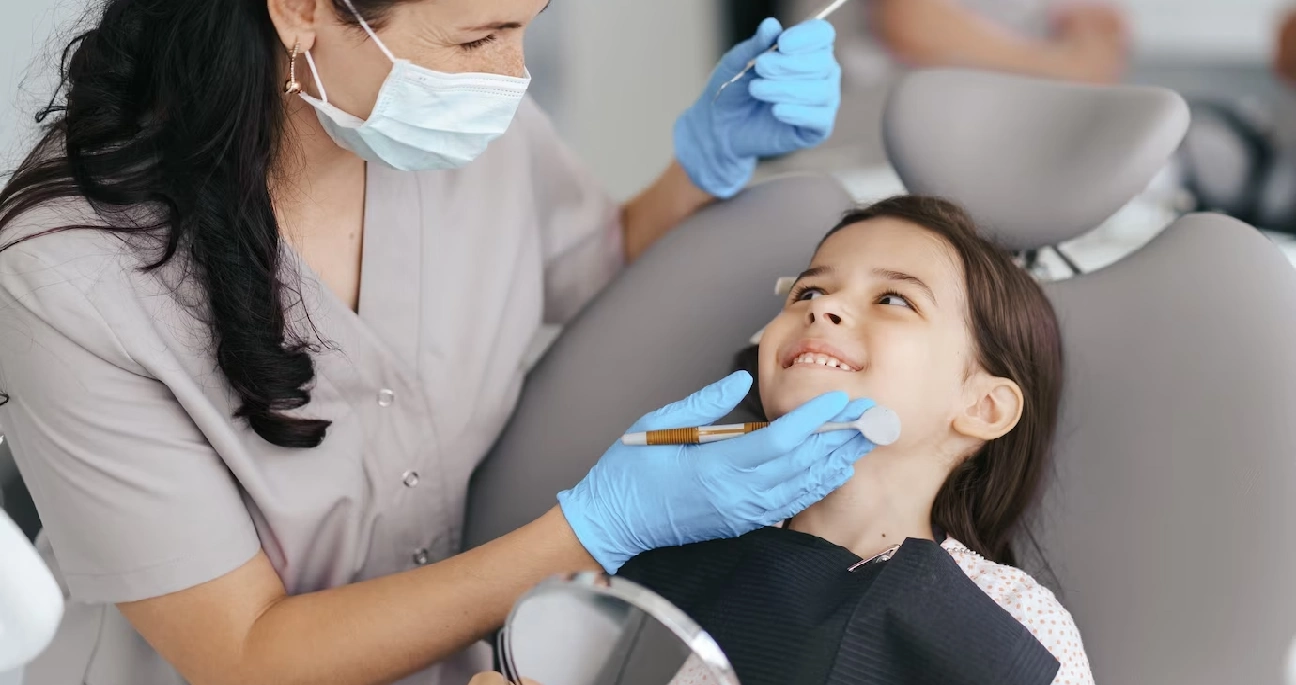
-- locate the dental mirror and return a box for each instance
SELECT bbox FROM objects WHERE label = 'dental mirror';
[498,572,740,685]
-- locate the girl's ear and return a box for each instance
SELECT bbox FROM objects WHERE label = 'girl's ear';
[953,372,1023,441]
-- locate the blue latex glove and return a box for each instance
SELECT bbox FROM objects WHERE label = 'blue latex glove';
[674,17,843,198]
[557,371,878,573]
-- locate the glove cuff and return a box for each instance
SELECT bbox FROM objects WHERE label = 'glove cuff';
[557,487,630,574]
[673,109,758,200]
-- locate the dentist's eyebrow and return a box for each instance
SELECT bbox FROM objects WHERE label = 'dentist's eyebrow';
[463,0,551,32]
[873,268,936,305]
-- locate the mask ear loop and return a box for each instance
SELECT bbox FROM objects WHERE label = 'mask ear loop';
[300,0,397,106]
[302,51,330,104]
[337,0,399,63]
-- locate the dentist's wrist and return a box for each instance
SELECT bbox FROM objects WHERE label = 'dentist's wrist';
[622,161,713,262]
[556,487,628,574]
[537,505,603,574]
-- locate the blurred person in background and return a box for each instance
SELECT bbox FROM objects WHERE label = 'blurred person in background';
[747,0,1129,170]
[1171,2,1296,236]
[844,0,1129,86]
[1274,5,1296,84]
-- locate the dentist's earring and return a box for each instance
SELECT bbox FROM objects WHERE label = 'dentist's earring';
[283,41,303,95]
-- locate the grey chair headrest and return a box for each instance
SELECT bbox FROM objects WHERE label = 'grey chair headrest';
[884,69,1191,251]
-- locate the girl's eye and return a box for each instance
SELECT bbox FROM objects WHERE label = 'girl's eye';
[879,292,914,309]
[792,286,825,302]
[460,34,498,51]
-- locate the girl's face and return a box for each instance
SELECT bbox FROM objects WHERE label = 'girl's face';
[757,218,993,458]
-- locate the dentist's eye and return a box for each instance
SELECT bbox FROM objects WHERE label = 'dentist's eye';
[460,34,498,51]
[790,285,825,302]
[878,291,914,309]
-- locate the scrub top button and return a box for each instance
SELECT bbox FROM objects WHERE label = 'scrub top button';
[377,388,396,407]
[402,471,420,488]
[413,548,430,566]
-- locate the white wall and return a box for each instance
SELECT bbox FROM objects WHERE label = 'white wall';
[1,0,80,175]
[537,0,720,201]
[1126,0,1290,60]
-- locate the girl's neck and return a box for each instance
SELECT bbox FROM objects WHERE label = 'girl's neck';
[787,451,948,562]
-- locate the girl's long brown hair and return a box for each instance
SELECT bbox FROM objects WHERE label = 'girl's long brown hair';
[737,196,1064,567]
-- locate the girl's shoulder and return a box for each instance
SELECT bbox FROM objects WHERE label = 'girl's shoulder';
[941,537,1095,685]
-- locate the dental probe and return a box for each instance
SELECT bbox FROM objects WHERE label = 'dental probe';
[714,0,856,100]
[621,405,901,447]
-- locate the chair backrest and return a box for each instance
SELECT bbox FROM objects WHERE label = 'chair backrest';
[1035,214,1296,684]
[883,68,1296,685]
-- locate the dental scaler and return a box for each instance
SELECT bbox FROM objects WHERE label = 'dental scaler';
[714,0,856,100]
[621,405,901,447]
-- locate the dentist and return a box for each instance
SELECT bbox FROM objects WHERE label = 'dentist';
[0,1,870,684]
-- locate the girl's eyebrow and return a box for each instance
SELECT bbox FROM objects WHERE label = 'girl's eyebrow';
[791,265,834,287]
[794,265,937,306]
[873,268,937,305]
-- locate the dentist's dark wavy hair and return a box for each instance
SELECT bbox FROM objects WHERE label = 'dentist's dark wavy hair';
[0,0,411,447]
[736,196,1064,570]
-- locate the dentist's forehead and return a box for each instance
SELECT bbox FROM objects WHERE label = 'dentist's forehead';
[404,0,550,27]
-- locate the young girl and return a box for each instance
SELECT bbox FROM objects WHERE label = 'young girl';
[620,196,1092,685]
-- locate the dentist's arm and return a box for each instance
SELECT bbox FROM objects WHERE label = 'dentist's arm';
[621,162,712,263]
[119,508,599,685]
[120,375,873,685]
[621,17,842,262]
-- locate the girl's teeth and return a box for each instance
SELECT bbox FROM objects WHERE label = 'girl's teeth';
[793,353,854,371]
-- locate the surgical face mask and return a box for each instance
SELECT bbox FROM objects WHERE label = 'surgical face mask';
[299,0,531,172]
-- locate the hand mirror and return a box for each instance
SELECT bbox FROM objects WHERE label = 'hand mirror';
[497,572,739,685]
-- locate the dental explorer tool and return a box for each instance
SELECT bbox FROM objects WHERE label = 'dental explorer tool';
[621,405,901,447]
[714,0,855,101]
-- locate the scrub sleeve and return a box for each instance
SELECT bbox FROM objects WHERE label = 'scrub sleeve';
[0,96,624,685]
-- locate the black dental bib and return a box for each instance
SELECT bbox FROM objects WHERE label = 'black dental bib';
[617,527,1059,685]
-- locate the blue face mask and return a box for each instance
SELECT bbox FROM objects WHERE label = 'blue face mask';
[299,0,531,172]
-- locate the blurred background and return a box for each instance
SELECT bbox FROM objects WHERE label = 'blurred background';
[8,0,1296,274]
[2,2,1296,681]
[1,1,1295,197]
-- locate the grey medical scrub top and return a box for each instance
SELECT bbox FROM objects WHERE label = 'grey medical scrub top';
[0,96,624,685]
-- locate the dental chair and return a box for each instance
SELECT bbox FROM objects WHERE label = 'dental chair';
[465,69,1296,684]
[0,436,40,542]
